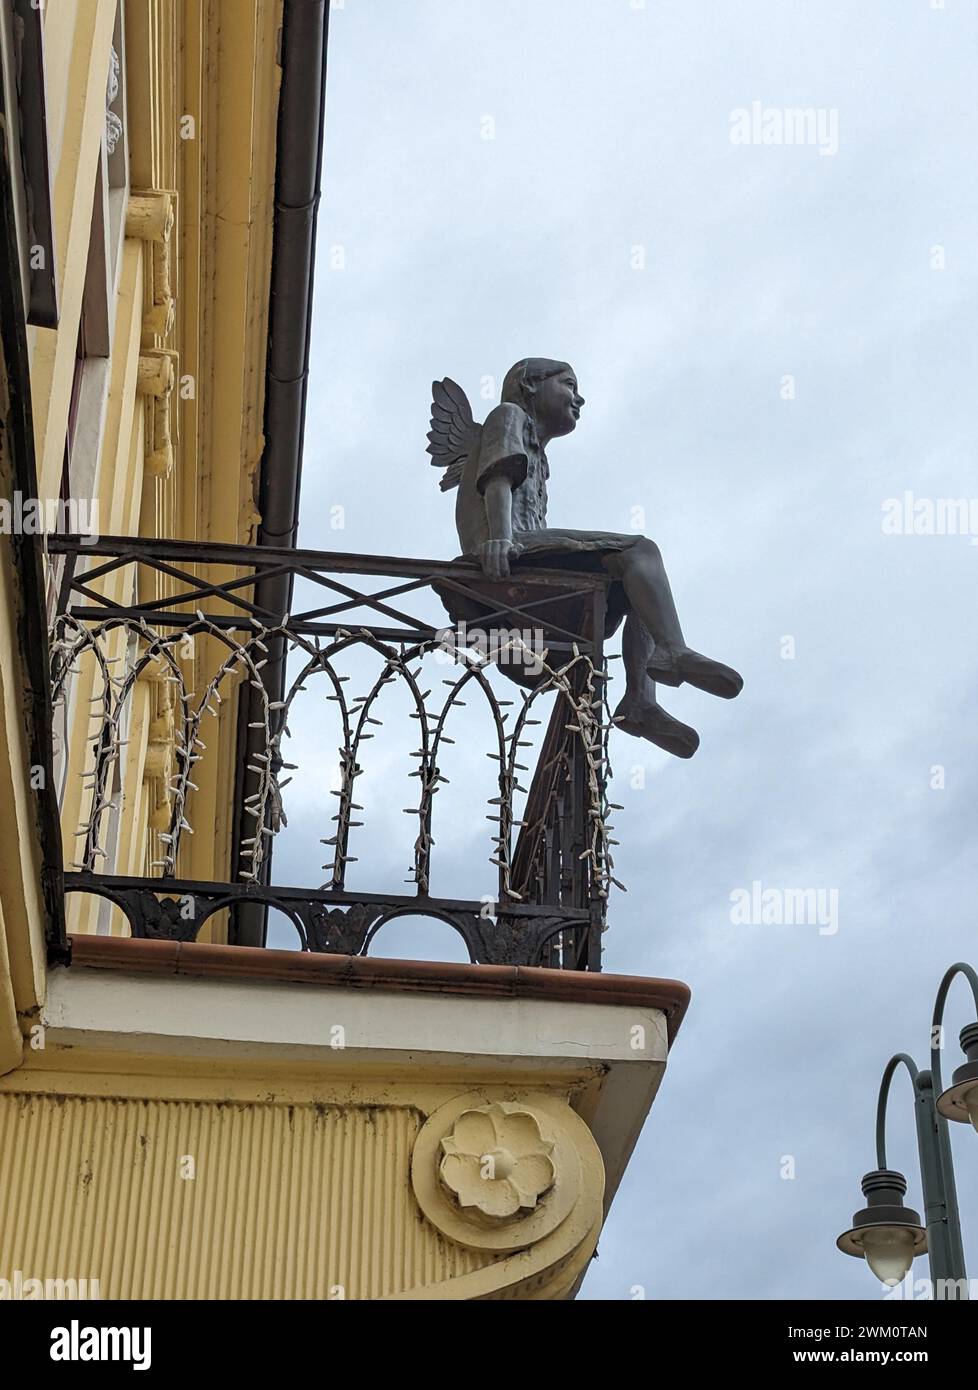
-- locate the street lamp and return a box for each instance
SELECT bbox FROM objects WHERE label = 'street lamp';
[836,1163,926,1285]
[837,962,978,1297]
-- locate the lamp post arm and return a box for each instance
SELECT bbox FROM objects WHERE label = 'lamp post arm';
[931,961,978,1097]
[875,1053,918,1170]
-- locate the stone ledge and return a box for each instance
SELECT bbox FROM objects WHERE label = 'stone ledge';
[64,934,690,1046]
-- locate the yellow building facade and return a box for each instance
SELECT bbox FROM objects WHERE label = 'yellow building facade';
[0,0,687,1301]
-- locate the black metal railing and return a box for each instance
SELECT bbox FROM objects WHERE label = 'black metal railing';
[48,534,619,969]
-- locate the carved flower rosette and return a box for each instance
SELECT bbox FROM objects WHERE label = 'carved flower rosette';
[438,1102,556,1225]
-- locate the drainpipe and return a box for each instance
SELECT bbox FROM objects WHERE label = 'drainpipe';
[231,0,329,946]
[0,17,67,1002]
[8,0,59,327]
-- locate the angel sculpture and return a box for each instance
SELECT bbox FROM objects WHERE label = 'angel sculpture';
[426,358,743,758]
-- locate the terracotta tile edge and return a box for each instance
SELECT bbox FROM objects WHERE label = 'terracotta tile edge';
[64,935,690,1046]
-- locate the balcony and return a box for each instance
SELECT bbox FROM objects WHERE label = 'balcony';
[47,534,620,971]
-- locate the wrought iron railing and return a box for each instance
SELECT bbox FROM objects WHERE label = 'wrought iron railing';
[48,534,620,969]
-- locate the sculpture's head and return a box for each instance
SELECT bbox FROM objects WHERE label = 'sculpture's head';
[502,358,584,443]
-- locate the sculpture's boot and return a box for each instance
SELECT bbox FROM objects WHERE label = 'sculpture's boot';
[613,696,700,759]
[646,646,743,700]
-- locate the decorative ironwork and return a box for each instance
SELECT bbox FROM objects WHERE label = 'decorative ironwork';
[61,876,592,968]
[49,535,620,969]
[303,902,377,955]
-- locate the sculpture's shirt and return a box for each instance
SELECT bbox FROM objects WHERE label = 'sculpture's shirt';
[455,403,548,555]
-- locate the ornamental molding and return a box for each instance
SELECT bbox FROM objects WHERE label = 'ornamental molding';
[145,392,174,479]
[411,1091,603,1255]
[126,191,175,244]
[439,1102,555,1224]
[136,350,175,398]
[126,191,177,342]
[139,663,178,833]
[136,350,178,479]
[105,45,123,156]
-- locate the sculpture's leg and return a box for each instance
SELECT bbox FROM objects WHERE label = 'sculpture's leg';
[606,539,743,700]
[605,537,686,651]
[621,610,657,704]
[612,613,700,759]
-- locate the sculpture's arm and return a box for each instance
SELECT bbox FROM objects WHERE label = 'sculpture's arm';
[471,403,527,581]
[480,475,518,580]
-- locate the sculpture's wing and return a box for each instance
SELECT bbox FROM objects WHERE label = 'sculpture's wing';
[426,378,482,492]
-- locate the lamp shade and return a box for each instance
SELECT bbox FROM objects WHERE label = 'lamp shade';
[936,1023,978,1132]
[837,1170,927,1284]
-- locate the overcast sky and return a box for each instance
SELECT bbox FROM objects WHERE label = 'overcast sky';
[271,0,978,1299]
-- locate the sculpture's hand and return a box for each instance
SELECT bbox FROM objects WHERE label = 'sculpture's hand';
[478,539,520,581]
